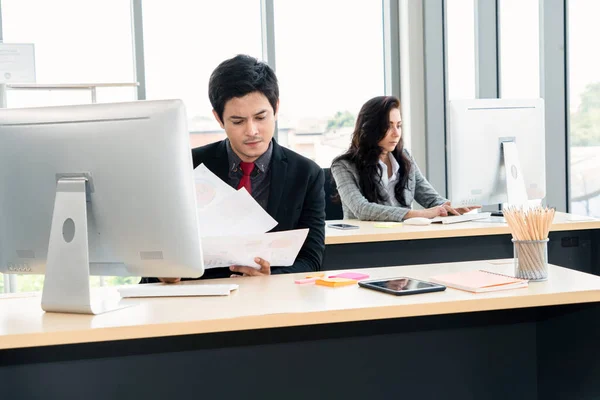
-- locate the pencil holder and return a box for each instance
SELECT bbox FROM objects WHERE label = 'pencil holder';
[512,239,549,281]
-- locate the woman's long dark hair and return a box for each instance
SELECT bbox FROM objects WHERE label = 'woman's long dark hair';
[333,96,412,206]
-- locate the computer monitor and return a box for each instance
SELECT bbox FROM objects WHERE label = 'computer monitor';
[0,100,204,314]
[446,98,546,208]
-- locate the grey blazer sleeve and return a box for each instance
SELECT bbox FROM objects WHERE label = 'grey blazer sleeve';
[331,160,409,221]
[409,152,448,208]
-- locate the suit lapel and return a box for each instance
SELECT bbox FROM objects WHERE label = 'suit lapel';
[267,140,288,219]
[208,140,230,184]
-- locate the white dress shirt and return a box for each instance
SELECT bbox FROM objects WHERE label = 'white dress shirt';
[378,153,400,207]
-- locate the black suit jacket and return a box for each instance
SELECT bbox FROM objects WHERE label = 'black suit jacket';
[182,139,325,280]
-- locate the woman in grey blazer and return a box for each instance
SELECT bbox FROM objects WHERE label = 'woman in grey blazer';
[331,96,478,222]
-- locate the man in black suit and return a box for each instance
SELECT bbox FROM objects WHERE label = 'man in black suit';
[159,54,325,281]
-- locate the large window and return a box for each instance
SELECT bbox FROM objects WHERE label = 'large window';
[445,0,476,100]
[1,0,137,292]
[273,0,384,167]
[568,0,600,217]
[499,0,540,98]
[142,1,262,149]
[1,0,136,107]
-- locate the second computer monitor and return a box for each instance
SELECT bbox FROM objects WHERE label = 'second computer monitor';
[447,98,546,207]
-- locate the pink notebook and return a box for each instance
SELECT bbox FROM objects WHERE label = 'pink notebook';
[429,270,528,293]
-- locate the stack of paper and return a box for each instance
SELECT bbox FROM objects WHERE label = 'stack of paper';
[194,164,308,269]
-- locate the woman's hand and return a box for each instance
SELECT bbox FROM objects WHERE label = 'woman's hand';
[453,205,482,214]
[406,204,449,219]
[438,202,482,216]
[406,202,481,220]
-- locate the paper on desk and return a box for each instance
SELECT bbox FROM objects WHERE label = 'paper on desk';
[193,164,236,209]
[196,187,277,237]
[373,222,403,228]
[567,215,597,222]
[202,229,309,269]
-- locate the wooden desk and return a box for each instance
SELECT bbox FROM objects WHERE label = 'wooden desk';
[2,260,600,399]
[324,212,600,273]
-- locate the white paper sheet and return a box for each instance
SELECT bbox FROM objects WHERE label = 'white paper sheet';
[201,229,309,269]
[193,164,236,209]
[566,215,597,222]
[193,164,307,269]
[196,187,277,237]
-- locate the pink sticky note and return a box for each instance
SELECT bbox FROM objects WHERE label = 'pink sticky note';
[295,277,319,284]
[328,272,370,280]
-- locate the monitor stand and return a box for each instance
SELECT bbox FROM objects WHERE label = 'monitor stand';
[502,141,529,207]
[500,141,543,211]
[41,176,130,314]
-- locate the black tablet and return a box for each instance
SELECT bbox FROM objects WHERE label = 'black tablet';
[358,277,446,296]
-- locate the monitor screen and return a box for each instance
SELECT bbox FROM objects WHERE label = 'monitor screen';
[446,98,546,207]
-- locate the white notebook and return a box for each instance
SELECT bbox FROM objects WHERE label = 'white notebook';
[429,270,528,293]
[118,283,239,298]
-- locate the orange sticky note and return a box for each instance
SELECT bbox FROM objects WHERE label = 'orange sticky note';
[315,277,357,287]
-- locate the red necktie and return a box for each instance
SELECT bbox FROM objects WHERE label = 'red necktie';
[237,162,255,194]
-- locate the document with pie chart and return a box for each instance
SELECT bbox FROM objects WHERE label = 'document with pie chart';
[201,229,309,269]
[193,164,309,269]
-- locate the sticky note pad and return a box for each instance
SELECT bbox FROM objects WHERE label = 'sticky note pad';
[295,272,327,284]
[295,277,319,284]
[329,272,370,280]
[374,222,402,228]
[315,278,357,287]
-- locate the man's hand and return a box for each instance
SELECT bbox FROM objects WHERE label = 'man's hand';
[230,257,271,277]
[158,277,181,283]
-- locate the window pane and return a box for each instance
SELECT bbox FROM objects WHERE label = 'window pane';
[568,0,600,217]
[142,1,262,149]
[499,0,540,98]
[1,0,136,106]
[2,1,136,291]
[274,0,384,166]
[15,275,44,292]
[446,0,476,99]
[6,89,136,109]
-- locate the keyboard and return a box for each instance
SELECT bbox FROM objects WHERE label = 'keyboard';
[431,212,492,225]
[117,282,239,298]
